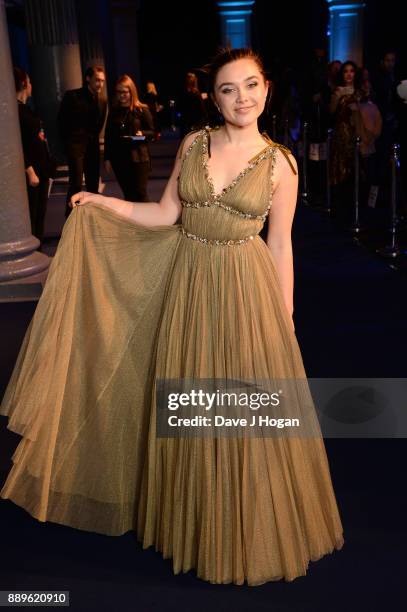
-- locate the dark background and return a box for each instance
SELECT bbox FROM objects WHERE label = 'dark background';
[136,0,406,99]
[6,0,407,104]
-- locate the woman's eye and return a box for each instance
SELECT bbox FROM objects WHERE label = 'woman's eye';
[221,82,258,94]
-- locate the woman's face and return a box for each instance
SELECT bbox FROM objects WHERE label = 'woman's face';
[116,85,131,107]
[212,58,268,128]
[343,64,355,85]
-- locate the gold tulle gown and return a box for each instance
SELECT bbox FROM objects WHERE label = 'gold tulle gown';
[0,127,344,586]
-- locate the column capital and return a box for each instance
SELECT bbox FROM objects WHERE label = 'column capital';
[326,0,366,7]
[216,0,256,48]
[327,0,366,65]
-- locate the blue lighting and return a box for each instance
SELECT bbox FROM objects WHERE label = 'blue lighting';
[219,10,252,15]
[217,1,255,6]
[217,0,253,48]
[339,12,358,16]
[328,3,365,11]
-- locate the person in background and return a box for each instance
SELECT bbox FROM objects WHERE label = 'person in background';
[329,61,364,221]
[327,60,342,95]
[104,74,155,202]
[144,81,164,140]
[350,73,382,207]
[178,72,207,137]
[371,50,400,205]
[58,65,107,218]
[329,61,363,184]
[14,66,55,249]
[301,48,331,143]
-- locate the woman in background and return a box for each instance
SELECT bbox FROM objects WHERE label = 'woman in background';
[329,61,363,219]
[145,81,164,140]
[104,74,155,202]
[178,71,208,137]
[329,61,364,184]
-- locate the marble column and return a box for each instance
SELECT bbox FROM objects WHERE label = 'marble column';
[110,0,141,83]
[216,0,255,48]
[75,0,106,73]
[24,0,83,158]
[327,0,366,66]
[0,0,50,301]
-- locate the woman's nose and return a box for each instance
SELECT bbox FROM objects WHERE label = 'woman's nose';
[236,88,248,103]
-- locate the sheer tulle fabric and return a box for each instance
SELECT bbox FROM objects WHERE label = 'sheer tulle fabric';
[1,130,343,585]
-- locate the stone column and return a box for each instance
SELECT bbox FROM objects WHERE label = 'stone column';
[24,0,83,158]
[216,0,255,48]
[327,0,366,66]
[110,0,141,82]
[75,0,106,72]
[0,0,50,301]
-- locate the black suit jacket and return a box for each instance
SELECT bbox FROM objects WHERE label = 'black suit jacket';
[104,105,155,164]
[18,101,53,179]
[58,86,107,152]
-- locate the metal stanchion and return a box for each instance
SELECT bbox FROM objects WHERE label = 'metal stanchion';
[272,114,277,141]
[377,143,401,258]
[283,118,289,147]
[350,136,362,234]
[325,128,333,213]
[169,99,176,132]
[301,121,308,204]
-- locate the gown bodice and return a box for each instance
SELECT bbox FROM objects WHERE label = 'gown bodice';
[177,127,279,245]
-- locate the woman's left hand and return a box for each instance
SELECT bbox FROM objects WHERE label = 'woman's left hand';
[70,191,105,209]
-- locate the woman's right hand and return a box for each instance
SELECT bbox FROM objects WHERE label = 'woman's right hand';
[69,191,105,209]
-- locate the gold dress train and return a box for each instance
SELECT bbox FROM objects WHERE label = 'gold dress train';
[0,127,344,586]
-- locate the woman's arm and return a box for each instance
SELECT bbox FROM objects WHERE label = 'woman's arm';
[71,130,199,227]
[138,106,156,140]
[266,149,299,328]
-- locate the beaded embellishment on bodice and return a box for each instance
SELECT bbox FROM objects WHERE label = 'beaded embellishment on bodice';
[177,127,280,245]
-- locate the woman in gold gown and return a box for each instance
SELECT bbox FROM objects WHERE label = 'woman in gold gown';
[0,47,344,586]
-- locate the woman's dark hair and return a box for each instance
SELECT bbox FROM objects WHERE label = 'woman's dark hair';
[13,66,29,93]
[337,60,363,90]
[201,46,267,92]
[199,46,272,122]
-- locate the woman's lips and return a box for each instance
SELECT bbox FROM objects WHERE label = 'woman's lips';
[235,106,254,113]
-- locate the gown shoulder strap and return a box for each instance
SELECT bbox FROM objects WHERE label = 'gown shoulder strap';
[261,132,298,175]
[176,129,204,160]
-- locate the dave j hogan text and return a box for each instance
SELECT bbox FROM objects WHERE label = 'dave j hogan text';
[167,415,300,428]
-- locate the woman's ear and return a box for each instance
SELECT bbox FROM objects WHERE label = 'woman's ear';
[210,94,221,113]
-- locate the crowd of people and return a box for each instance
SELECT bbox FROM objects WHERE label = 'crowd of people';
[13,49,407,249]
[176,49,407,223]
[13,65,164,248]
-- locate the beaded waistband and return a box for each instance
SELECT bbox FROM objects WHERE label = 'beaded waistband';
[180,199,270,221]
[180,226,256,246]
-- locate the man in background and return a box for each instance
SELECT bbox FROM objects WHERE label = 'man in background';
[58,65,108,218]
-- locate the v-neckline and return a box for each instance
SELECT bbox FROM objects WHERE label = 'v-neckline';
[202,127,273,200]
